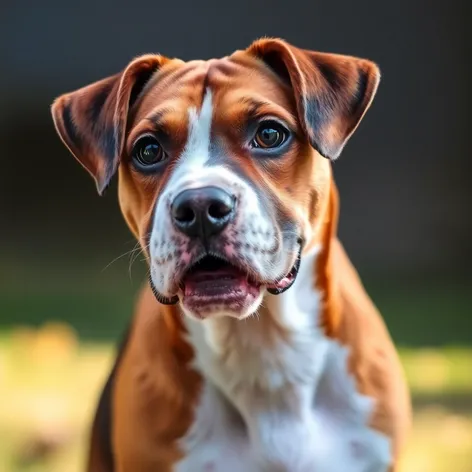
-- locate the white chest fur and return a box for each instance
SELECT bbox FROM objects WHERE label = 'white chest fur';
[177,247,391,472]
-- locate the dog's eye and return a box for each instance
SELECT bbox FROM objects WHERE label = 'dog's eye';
[132,135,166,169]
[252,121,288,149]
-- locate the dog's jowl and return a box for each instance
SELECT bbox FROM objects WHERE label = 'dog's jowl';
[51,38,411,472]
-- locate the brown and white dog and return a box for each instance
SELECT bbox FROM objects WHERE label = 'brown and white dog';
[51,38,411,472]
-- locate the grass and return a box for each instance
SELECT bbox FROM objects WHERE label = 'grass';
[0,324,471,472]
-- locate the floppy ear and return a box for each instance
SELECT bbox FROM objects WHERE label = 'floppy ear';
[51,55,167,194]
[247,38,380,160]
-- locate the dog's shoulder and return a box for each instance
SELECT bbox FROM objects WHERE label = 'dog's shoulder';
[333,238,412,460]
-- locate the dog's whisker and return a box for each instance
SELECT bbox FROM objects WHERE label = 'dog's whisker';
[102,244,143,272]
[127,241,152,282]
[128,245,144,277]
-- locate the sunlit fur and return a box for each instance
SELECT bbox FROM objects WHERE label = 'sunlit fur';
[51,38,411,472]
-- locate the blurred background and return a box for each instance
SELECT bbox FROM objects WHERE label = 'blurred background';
[0,1,471,471]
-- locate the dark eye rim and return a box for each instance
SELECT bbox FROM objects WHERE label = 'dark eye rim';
[131,134,167,172]
[250,119,292,154]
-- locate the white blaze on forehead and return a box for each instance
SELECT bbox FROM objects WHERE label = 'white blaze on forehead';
[162,89,215,194]
[180,89,213,170]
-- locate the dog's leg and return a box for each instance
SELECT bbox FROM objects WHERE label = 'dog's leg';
[86,325,132,472]
[87,370,115,472]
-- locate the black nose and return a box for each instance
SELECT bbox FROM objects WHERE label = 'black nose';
[171,186,235,239]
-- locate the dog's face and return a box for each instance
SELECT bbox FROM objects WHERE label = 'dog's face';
[51,39,380,321]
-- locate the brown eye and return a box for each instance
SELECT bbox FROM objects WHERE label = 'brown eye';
[252,122,288,149]
[132,135,166,169]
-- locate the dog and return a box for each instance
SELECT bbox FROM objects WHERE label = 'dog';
[51,38,411,472]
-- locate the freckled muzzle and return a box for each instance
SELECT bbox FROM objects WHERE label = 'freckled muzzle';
[147,168,304,314]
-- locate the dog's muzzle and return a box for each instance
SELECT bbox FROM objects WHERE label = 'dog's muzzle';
[148,184,303,312]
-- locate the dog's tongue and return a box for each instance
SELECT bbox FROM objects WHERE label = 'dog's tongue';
[183,267,250,297]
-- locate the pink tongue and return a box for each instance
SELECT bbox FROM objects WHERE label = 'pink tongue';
[183,269,247,297]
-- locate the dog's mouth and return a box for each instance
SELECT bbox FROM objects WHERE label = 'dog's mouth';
[174,255,260,318]
[180,249,301,299]
[149,247,302,314]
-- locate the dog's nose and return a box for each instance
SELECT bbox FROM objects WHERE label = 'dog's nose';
[171,186,235,239]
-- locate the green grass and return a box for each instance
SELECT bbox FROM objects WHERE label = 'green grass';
[0,325,471,472]
[401,347,472,395]
[367,279,472,346]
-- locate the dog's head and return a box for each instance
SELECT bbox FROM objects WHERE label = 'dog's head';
[51,38,380,321]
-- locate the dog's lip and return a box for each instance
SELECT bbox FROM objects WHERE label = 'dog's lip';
[149,274,179,305]
[266,246,302,295]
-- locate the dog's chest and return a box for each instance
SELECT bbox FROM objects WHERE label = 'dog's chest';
[175,343,391,472]
[176,250,391,472]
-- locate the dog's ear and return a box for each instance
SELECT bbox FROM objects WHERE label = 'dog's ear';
[51,55,168,194]
[246,38,380,160]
